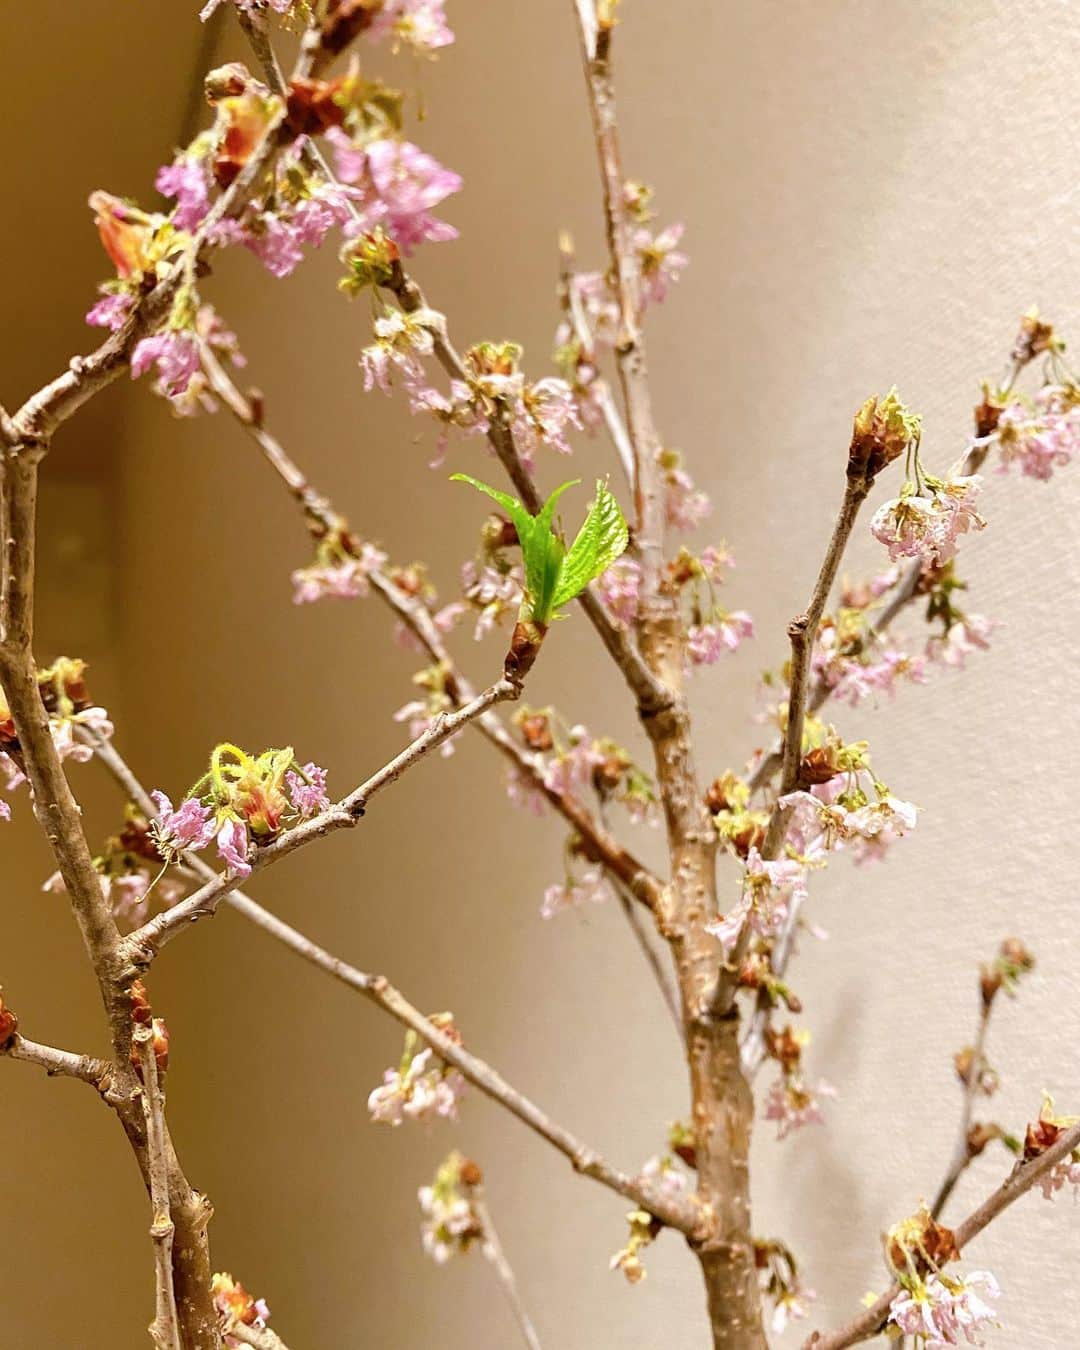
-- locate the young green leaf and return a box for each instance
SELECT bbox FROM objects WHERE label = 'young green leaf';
[552,480,630,612]
[451,474,628,626]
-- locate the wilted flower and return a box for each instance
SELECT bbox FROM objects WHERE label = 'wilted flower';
[149,791,216,859]
[888,1270,1000,1346]
[763,1074,836,1140]
[368,1023,466,1126]
[131,329,202,398]
[870,476,985,567]
[418,1153,484,1263]
[210,1272,272,1349]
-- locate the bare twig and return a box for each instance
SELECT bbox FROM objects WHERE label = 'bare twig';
[122,679,520,959]
[223,1325,292,1350]
[930,997,994,1220]
[135,1026,182,1350]
[1,1033,110,1086]
[473,1189,544,1350]
[88,738,700,1237]
[804,1120,1080,1349]
[613,879,682,1036]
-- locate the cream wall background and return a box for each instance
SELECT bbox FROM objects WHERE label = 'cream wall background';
[2,2,1079,1347]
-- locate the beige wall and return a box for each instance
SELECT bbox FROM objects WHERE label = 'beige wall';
[3,2,1079,1347]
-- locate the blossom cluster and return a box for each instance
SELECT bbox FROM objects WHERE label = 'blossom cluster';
[211,1272,272,1349]
[0,657,114,824]
[150,744,330,880]
[368,1020,466,1126]
[417,1152,484,1263]
[758,1025,836,1141]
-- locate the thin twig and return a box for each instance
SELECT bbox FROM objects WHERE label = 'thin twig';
[473,1189,544,1350]
[196,347,664,913]
[88,739,700,1237]
[930,997,994,1220]
[1,1033,111,1086]
[135,1026,182,1350]
[237,17,672,721]
[613,879,682,1036]
[224,1324,292,1350]
[802,1119,1080,1349]
[122,679,520,959]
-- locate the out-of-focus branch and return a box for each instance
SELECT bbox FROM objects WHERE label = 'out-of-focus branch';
[930,994,995,1220]
[473,1188,544,1350]
[803,1119,1080,1349]
[224,1325,292,1350]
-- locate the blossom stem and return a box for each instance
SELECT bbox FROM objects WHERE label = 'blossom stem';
[222,1325,292,1350]
[473,1189,544,1350]
[802,1118,1080,1349]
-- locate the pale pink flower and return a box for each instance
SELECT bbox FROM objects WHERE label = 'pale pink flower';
[770,1286,816,1335]
[704,892,752,957]
[131,330,201,398]
[243,212,305,278]
[367,0,455,53]
[504,764,548,816]
[0,752,26,792]
[995,395,1079,481]
[641,1154,689,1198]
[764,1075,836,1140]
[635,222,688,305]
[292,543,387,604]
[522,377,582,455]
[541,867,611,919]
[150,791,216,857]
[597,558,642,626]
[662,462,712,532]
[1037,1158,1080,1200]
[542,731,603,798]
[365,140,461,254]
[216,818,252,878]
[870,476,984,567]
[86,291,134,332]
[461,561,524,638]
[418,1171,478,1264]
[889,1270,1000,1346]
[926,614,996,669]
[393,699,457,757]
[687,612,753,666]
[368,1047,465,1125]
[155,157,210,232]
[285,763,329,818]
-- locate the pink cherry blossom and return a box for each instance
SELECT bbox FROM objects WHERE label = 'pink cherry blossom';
[889,1270,1000,1346]
[995,395,1079,481]
[635,222,688,305]
[504,763,548,816]
[368,1047,465,1125]
[364,140,462,254]
[662,460,712,532]
[870,476,985,567]
[155,157,210,232]
[1037,1158,1080,1200]
[86,291,134,332]
[285,763,330,818]
[150,791,216,857]
[216,818,252,878]
[291,543,387,605]
[926,614,996,669]
[131,330,201,398]
[461,560,524,638]
[367,0,455,54]
[597,558,642,626]
[541,867,611,919]
[763,1075,836,1140]
[687,612,753,666]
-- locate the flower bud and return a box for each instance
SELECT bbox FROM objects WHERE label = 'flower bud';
[1011,307,1057,366]
[848,388,921,483]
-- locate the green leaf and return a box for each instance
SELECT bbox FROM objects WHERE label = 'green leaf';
[451,474,628,627]
[551,480,629,611]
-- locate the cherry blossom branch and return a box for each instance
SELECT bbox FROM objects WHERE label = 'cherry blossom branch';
[196,347,665,914]
[803,1119,1080,1349]
[473,1188,544,1350]
[85,729,698,1237]
[761,475,872,857]
[1,1032,111,1087]
[930,994,994,1220]
[223,1326,292,1350]
[122,678,521,961]
[235,18,670,721]
[135,1026,182,1350]
[572,0,665,602]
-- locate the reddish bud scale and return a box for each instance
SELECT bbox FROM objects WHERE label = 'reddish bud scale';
[321,0,380,56]
[504,621,546,685]
[0,991,18,1049]
[1024,1117,1063,1161]
[286,78,347,137]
